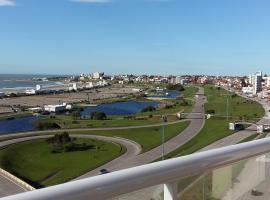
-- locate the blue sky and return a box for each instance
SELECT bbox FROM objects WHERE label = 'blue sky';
[0,0,270,75]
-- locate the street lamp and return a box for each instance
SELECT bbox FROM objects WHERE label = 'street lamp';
[161,115,167,160]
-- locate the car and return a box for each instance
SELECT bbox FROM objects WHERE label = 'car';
[99,169,110,175]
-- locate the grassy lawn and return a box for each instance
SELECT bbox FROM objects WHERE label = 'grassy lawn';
[181,86,199,98]
[0,138,125,188]
[204,86,265,121]
[63,121,190,153]
[161,85,265,160]
[135,99,194,117]
[0,121,190,153]
[35,114,183,129]
[164,119,234,158]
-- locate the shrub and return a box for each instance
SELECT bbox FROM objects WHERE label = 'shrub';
[36,122,61,130]
[71,111,81,120]
[180,100,189,106]
[165,105,173,109]
[47,132,71,145]
[167,84,185,91]
[90,112,107,120]
[141,106,156,112]
[206,109,215,114]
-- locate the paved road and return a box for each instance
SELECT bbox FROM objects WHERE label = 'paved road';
[0,135,141,198]
[0,87,206,197]
[0,120,189,142]
[78,87,206,177]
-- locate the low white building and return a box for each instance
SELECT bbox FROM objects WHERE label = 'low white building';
[25,89,36,95]
[44,103,72,113]
[29,107,42,113]
[68,83,77,91]
[242,86,254,95]
[85,82,93,89]
[36,85,42,91]
[132,88,142,92]
[96,80,108,87]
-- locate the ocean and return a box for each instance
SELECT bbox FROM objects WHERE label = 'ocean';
[0,74,66,90]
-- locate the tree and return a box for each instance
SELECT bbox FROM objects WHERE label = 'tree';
[167,84,185,92]
[141,106,156,112]
[72,111,81,120]
[90,112,107,120]
[36,122,61,130]
[206,109,215,114]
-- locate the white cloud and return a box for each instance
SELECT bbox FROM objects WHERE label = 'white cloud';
[71,0,111,3]
[0,0,16,6]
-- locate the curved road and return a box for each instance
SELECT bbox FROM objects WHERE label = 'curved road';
[0,87,206,197]
[0,120,189,141]
[78,87,206,178]
[0,134,141,198]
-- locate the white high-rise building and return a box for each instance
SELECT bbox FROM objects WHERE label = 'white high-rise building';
[175,76,182,84]
[93,72,104,79]
[248,71,262,94]
[266,77,270,88]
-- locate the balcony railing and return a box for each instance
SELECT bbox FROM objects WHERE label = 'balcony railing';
[2,137,270,200]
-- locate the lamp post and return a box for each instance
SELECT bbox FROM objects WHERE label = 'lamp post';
[161,115,167,161]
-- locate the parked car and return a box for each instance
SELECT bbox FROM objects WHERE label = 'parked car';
[99,169,110,175]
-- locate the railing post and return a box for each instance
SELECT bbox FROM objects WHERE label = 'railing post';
[164,182,178,200]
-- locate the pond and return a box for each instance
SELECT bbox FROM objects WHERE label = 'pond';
[0,116,38,134]
[148,90,180,99]
[81,100,159,118]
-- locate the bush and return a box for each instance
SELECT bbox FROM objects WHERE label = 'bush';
[124,115,136,120]
[47,132,71,145]
[165,105,173,109]
[90,112,107,120]
[71,111,81,120]
[167,84,185,91]
[179,100,189,106]
[206,109,215,114]
[36,122,61,130]
[141,106,156,112]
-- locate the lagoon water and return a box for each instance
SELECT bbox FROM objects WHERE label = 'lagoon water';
[81,101,160,118]
[0,116,38,134]
[148,90,180,99]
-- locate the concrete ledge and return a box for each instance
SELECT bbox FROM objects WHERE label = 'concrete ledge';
[0,168,35,191]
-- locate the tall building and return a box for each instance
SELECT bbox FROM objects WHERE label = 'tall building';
[266,77,270,88]
[253,71,262,94]
[93,72,104,79]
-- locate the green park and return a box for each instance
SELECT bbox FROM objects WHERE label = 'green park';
[0,84,266,190]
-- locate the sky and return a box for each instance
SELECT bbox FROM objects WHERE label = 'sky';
[1,0,270,75]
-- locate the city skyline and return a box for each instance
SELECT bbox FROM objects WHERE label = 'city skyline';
[1,0,270,75]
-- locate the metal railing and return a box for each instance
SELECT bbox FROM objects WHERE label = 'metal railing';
[2,137,270,200]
